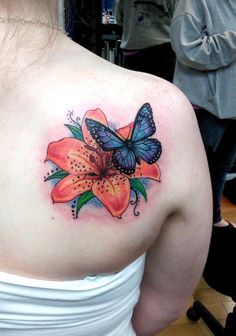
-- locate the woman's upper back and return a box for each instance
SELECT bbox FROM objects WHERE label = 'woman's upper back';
[0,35,208,280]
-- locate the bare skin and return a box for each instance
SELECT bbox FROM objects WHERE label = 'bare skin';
[0,6,212,335]
[214,219,236,227]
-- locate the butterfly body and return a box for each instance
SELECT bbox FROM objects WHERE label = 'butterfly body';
[85,103,162,175]
[123,139,140,164]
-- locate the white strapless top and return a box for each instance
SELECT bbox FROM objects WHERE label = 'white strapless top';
[0,254,145,336]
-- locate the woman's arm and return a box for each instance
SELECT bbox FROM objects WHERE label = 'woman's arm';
[132,95,212,336]
[170,12,236,71]
[114,0,124,26]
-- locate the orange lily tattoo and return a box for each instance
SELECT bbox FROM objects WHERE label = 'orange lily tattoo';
[45,106,161,219]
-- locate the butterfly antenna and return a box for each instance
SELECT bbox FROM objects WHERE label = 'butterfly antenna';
[115,129,126,141]
[115,124,132,140]
[127,125,132,139]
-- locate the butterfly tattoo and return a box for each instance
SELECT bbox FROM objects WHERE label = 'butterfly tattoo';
[85,103,162,175]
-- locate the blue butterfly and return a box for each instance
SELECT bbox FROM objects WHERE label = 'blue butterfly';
[85,103,162,175]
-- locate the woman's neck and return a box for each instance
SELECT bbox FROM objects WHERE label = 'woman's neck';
[0,0,61,49]
[0,0,59,26]
[0,0,64,71]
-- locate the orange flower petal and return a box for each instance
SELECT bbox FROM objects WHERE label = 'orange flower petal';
[82,109,109,148]
[92,175,130,217]
[46,138,101,175]
[116,122,134,139]
[132,162,161,181]
[52,174,96,203]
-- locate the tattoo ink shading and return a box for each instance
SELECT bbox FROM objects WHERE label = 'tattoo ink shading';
[85,103,162,175]
[44,103,162,219]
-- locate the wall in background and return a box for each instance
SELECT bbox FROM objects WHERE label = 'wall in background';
[102,0,114,11]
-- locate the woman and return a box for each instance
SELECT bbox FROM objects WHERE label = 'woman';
[0,1,211,335]
[170,0,236,229]
[114,0,176,82]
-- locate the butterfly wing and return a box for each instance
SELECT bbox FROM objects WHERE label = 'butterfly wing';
[134,138,162,164]
[131,103,156,143]
[85,118,125,150]
[112,148,136,175]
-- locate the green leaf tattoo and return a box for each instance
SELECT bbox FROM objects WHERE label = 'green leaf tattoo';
[65,124,84,141]
[130,178,147,201]
[76,191,95,218]
[44,170,69,181]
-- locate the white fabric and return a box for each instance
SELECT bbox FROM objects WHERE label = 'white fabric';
[0,254,145,335]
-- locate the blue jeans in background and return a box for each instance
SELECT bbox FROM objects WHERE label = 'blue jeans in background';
[195,108,236,223]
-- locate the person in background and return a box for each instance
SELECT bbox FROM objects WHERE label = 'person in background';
[0,1,212,335]
[114,0,176,82]
[170,0,236,230]
[224,175,236,205]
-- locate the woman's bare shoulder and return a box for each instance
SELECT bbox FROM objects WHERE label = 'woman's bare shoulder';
[0,37,208,280]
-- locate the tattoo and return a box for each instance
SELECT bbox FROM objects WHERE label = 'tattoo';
[44,103,162,219]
